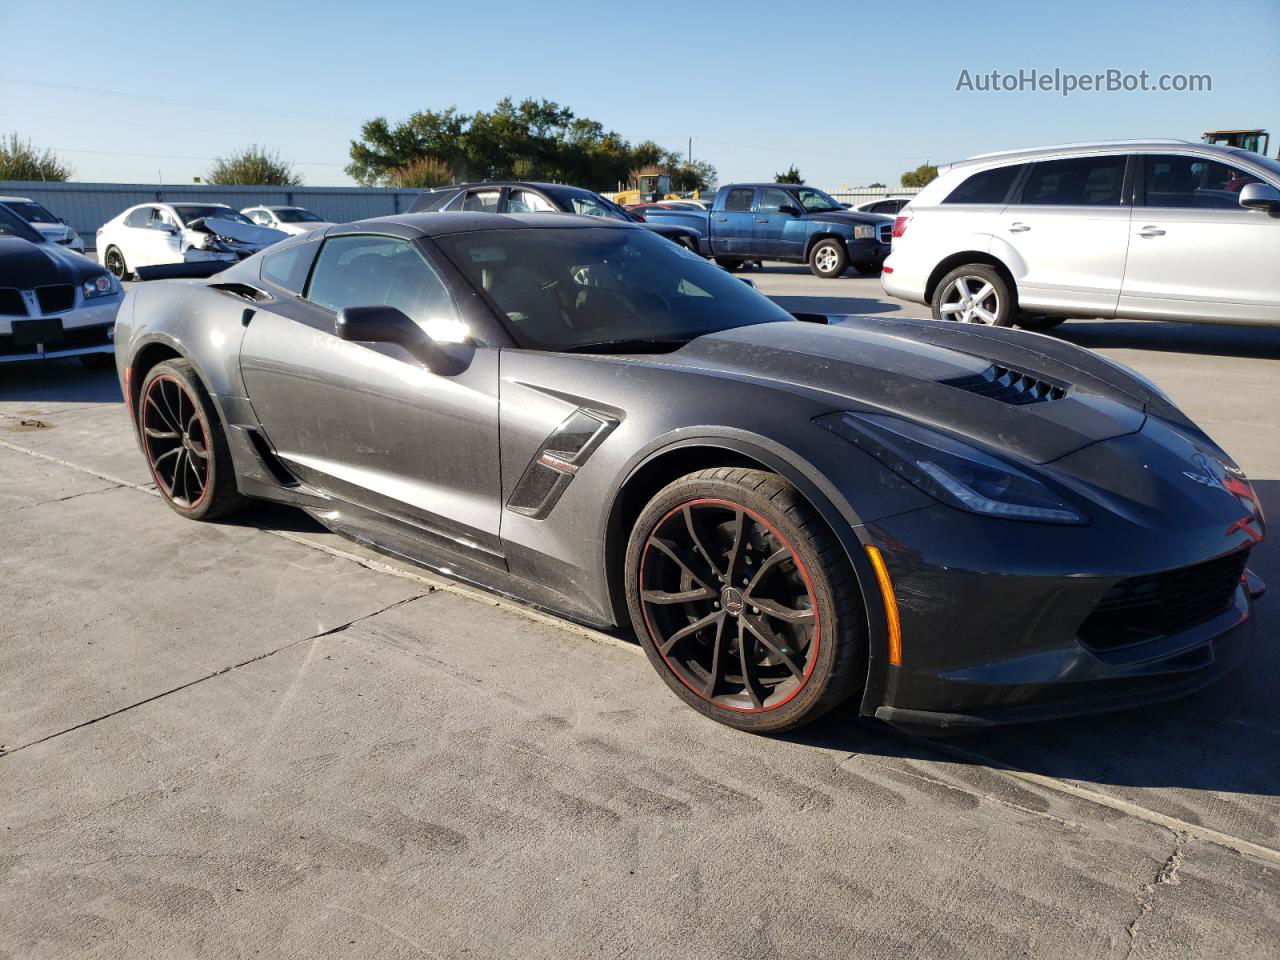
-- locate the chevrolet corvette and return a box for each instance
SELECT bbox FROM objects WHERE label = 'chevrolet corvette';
[115,212,1266,733]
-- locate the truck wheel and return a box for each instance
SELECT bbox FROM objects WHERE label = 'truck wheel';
[715,257,744,272]
[808,239,847,279]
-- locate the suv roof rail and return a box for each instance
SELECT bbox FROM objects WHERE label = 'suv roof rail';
[964,139,1193,161]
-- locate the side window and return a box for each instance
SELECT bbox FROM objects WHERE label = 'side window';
[757,188,793,213]
[125,207,152,227]
[149,208,177,229]
[508,190,557,213]
[305,235,456,333]
[1144,155,1263,209]
[724,188,754,212]
[1018,156,1126,206]
[944,164,1025,204]
[462,189,502,212]
[416,190,453,212]
[260,240,320,295]
[441,191,466,212]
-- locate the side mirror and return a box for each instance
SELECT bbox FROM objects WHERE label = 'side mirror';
[1239,182,1280,211]
[336,305,459,372]
[778,204,803,217]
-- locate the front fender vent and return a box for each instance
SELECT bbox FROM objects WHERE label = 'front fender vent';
[941,364,1067,405]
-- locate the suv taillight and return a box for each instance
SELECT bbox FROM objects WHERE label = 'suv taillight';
[892,216,910,239]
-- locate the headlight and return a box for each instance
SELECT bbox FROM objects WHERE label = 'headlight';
[852,225,877,239]
[818,411,1088,525]
[82,273,120,300]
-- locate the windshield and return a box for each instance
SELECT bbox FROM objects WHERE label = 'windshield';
[172,205,254,226]
[436,225,793,351]
[275,208,323,223]
[4,200,59,223]
[795,187,843,212]
[0,205,45,242]
[1240,152,1280,183]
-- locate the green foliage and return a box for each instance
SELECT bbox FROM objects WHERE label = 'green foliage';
[774,165,803,184]
[869,181,886,188]
[0,133,72,181]
[206,145,302,186]
[900,164,938,188]
[390,156,455,188]
[346,98,715,192]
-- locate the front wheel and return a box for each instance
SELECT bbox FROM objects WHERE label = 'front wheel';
[714,257,744,272]
[137,358,248,520]
[808,239,848,279]
[931,264,1016,326]
[849,259,883,276]
[625,467,866,734]
[103,246,130,281]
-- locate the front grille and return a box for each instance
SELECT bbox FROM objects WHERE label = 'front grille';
[941,364,1068,405]
[879,223,893,244]
[1079,549,1249,650]
[0,288,25,316]
[35,284,75,314]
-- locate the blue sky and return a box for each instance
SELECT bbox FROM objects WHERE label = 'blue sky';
[3,0,1277,189]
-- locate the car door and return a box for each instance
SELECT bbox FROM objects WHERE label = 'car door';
[133,206,183,266]
[506,189,557,214]
[712,187,756,256]
[1119,153,1280,324]
[754,187,802,259]
[238,231,505,563]
[1000,154,1132,317]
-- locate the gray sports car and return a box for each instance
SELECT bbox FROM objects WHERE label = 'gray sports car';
[115,212,1266,734]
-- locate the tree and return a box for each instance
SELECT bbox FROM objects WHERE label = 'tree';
[774,165,803,184]
[206,145,302,186]
[0,133,72,181]
[869,181,886,189]
[390,156,454,188]
[900,164,938,188]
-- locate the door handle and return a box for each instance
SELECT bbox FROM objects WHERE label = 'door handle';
[1138,226,1166,237]
[715,216,728,222]
[755,218,769,223]
[1008,222,1030,233]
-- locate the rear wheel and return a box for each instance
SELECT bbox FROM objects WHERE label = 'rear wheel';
[103,246,130,281]
[715,257,744,272]
[808,239,848,279]
[137,358,248,521]
[625,467,866,734]
[931,264,1015,326]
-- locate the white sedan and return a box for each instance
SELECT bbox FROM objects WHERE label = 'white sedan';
[241,205,333,236]
[97,203,287,280]
[0,195,85,252]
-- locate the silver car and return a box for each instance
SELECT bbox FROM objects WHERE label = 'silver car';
[881,140,1280,329]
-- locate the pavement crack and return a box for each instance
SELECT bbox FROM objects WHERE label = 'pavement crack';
[1124,831,1187,957]
[0,593,429,759]
[0,482,129,515]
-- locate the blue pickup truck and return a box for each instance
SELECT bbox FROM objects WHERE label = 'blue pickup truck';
[642,183,895,279]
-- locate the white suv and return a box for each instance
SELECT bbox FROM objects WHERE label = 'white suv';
[881,140,1280,329]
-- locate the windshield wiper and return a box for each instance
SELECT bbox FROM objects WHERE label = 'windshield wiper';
[561,337,693,354]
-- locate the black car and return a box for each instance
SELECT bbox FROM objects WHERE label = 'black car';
[114,212,1266,734]
[411,181,702,251]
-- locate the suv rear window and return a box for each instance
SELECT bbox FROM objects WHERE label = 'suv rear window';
[944,164,1024,204]
[1019,156,1126,206]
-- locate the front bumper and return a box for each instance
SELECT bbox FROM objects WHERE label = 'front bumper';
[0,298,119,362]
[847,237,891,265]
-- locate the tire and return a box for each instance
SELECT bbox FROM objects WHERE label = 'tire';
[931,264,1016,326]
[1015,313,1067,331]
[715,257,744,272]
[103,246,130,281]
[850,259,883,276]
[808,238,848,279]
[79,353,115,370]
[137,358,248,521]
[625,467,867,734]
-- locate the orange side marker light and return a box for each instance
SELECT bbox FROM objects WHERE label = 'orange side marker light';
[865,546,902,666]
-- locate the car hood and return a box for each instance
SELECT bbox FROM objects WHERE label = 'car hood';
[806,209,895,228]
[657,316,1150,464]
[277,221,333,235]
[0,236,104,287]
[188,218,288,247]
[33,223,75,241]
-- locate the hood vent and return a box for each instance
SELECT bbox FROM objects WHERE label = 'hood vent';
[941,364,1067,405]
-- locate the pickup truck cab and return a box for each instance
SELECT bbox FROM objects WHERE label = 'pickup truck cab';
[642,183,894,278]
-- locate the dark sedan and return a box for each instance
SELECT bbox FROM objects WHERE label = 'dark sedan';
[115,212,1266,733]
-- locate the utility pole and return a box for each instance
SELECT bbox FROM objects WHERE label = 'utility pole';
[688,137,692,164]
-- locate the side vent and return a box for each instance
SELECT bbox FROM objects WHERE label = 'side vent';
[941,364,1067,405]
[507,410,615,518]
[245,428,299,486]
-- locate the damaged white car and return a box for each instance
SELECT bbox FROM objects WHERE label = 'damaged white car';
[97,203,287,280]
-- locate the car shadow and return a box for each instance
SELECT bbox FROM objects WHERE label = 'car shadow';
[1050,320,1280,360]
[0,359,122,404]
[787,477,1280,800]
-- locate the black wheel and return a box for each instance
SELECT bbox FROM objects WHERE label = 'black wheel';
[1015,313,1067,331]
[103,246,129,281]
[715,257,744,272]
[850,259,883,276]
[808,238,848,279]
[79,353,115,370]
[931,264,1016,326]
[137,358,248,521]
[625,467,866,734]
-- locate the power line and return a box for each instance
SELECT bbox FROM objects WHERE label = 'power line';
[48,145,345,167]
